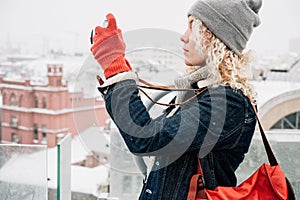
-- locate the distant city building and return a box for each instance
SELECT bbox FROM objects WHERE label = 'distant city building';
[0,64,109,147]
[109,123,144,200]
[252,53,300,131]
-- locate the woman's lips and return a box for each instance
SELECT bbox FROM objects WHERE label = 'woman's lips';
[183,48,189,56]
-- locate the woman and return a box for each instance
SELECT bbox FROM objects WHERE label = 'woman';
[90,0,262,199]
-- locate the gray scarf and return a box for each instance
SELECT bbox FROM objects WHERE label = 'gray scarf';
[174,66,217,104]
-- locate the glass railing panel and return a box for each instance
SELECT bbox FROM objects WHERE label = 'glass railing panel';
[57,133,71,200]
[0,144,47,200]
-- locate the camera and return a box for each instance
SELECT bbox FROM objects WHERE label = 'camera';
[90,19,109,45]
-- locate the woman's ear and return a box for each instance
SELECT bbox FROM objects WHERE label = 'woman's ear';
[201,29,212,51]
[204,29,212,39]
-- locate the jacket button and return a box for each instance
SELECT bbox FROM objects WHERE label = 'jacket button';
[155,161,159,166]
[146,189,152,194]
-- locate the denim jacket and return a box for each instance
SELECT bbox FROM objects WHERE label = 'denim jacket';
[98,77,256,200]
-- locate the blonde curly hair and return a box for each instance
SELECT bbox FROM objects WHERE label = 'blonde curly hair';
[189,19,257,103]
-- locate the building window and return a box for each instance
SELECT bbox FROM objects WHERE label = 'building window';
[10,94,17,106]
[98,185,109,193]
[34,98,38,108]
[34,123,38,140]
[42,125,47,144]
[2,93,6,105]
[11,116,18,128]
[122,176,132,193]
[11,133,19,143]
[42,98,47,108]
[136,176,144,192]
[271,112,300,129]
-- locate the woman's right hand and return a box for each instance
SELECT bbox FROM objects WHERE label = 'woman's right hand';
[90,13,131,79]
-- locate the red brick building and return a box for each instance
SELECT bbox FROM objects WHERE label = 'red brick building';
[0,64,109,147]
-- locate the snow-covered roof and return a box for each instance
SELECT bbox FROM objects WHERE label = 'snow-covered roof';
[47,144,110,195]
[253,80,300,107]
[71,126,110,163]
[71,165,109,196]
[0,54,88,92]
[0,145,48,187]
[24,56,85,78]
[253,129,300,142]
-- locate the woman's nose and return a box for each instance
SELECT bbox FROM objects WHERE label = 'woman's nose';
[180,32,188,43]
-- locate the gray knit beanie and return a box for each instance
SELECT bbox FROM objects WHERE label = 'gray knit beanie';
[188,0,262,55]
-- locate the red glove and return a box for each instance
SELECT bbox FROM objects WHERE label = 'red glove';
[91,13,132,79]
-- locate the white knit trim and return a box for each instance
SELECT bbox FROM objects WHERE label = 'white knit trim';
[98,71,138,88]
[197,77,217,89]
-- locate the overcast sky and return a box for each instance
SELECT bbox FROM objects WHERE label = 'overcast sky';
[1,0,300,56]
